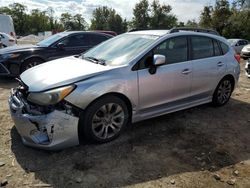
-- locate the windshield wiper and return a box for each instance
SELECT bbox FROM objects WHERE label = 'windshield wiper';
[84,56,106,65]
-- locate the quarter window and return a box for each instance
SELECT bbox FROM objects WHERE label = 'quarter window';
[191,36,214,60]
[220,42,229,55]
[153,36,188,64]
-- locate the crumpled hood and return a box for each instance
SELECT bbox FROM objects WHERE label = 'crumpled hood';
[20,56,113,92]
[0,44,38,54]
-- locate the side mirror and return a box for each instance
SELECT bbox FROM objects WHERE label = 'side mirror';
[148,54,166,75]
[153,54,166,66]
[57,43,65,49]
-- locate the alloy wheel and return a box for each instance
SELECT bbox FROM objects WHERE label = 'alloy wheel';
[25,61,39,70]
[91,103,125,140]
[217,80,232,105]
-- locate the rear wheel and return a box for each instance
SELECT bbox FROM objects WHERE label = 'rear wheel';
[79,95,129,143]
[212,78,233,106]
[21,58,44,73]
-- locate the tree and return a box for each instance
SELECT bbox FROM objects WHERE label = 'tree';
[199,6,213,28]
[185,19,199,27]
[90,6,127,34]
[132,0,177,29]
[28,9,50,33]
[60,13,73,30]
[73,14,88,30]
[132,0,150,29]
[211,0,232,35]
[46,7,55,30]
[149,0,177,29]
[233,0,250,9]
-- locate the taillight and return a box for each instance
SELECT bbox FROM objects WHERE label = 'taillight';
[234,54,241,64]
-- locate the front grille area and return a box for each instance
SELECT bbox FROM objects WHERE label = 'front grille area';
[0,63,9,74]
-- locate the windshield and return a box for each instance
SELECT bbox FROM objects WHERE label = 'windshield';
[37,33,67,47]
[227,39,238,45]
[83,33,159,66]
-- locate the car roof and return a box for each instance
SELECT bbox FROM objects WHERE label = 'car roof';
[228,38,246,40]
[61,31,113,37]
[127,30,227,43]
[127,30,170,36]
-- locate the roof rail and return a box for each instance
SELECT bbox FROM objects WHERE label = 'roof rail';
[168,27,220,36]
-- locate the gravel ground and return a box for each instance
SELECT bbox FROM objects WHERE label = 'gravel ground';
[0,61,250,188]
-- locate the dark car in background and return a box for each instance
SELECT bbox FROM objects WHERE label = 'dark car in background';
[0,31,113,76]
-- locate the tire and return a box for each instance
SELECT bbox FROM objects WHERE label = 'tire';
[212,77,233,106]
[79,95,129,143]
[21,58,44,73]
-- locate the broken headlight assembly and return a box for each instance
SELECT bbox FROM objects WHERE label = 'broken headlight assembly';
[27,85,75,106]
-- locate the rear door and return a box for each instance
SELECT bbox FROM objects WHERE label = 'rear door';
[59,34,89,56]
[190,36,226,100]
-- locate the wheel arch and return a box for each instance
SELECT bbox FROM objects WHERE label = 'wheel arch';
[22,55,46,63]
[221,74,235,91]
[20,56,46,73]
[84,92,133,122]
[78,92,133,143]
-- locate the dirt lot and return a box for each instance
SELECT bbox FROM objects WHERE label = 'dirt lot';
[0,61,250,188]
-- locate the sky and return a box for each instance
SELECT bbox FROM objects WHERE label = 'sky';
[0,0,234,23]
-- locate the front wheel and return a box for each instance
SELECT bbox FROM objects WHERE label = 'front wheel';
[212,78,233,106]
[79,95,129,143]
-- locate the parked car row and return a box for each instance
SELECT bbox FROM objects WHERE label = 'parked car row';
[228,39,249,54]
[8,28,241,150]
[0,31,113,76]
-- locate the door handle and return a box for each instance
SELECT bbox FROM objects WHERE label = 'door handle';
[182,69,192,74]
[217,62,224,67]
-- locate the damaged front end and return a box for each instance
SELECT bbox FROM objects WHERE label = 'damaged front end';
[8,84,80,150]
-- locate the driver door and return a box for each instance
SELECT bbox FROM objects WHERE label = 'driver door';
[137,36,192,115]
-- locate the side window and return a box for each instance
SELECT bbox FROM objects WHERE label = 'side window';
[220,42,229,55]
[85,34,108,46]
[60,34,85,47]
[238,40,244,46]
[213,40,221,56]
[191,36,214,60]
[0,34,4,39]
[153,36,188,64]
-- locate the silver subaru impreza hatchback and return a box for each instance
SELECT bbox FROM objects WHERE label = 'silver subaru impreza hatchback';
[9,29,240,150]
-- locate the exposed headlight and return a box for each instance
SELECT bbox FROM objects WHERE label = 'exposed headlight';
[27,85,75,105]
[2,53,20,59]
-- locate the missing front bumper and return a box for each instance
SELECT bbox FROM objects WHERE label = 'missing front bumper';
[9,89,79,150]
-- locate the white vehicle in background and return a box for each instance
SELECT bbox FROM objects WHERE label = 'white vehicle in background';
[0,14,16,39]
[0,32,16,47]
[227,39,249,54]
